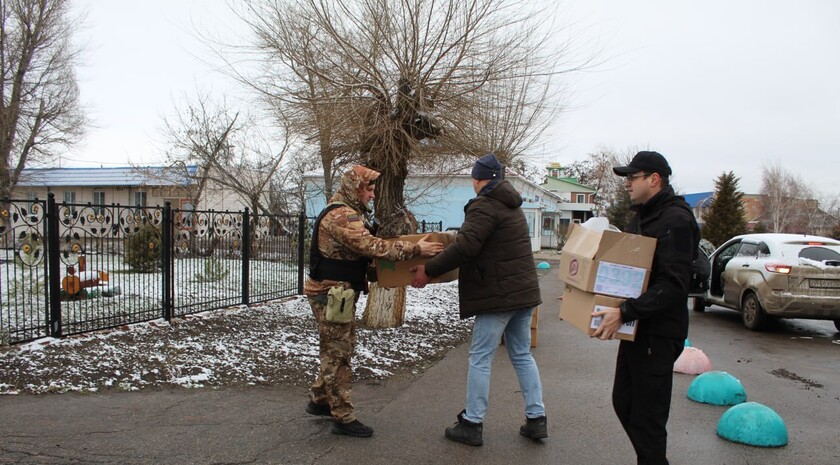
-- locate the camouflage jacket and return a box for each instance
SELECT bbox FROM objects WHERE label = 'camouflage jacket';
[304,204,420,296]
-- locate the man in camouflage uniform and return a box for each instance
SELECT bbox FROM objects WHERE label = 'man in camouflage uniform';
[304,165,443,438]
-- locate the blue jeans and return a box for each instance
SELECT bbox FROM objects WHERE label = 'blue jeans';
[464,307,545,423]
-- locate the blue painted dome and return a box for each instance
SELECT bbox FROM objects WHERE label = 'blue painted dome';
[717,402,788,447]
[687,371,746,406]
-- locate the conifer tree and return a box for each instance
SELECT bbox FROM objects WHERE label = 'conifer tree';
[702,171,748,247]
[606,190,634,232]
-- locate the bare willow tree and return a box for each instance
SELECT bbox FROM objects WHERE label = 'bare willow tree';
[236,0,574,210]
[0,0,85,199]
[232,0,579,326]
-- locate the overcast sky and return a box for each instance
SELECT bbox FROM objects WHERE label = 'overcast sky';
[66,0,840,197]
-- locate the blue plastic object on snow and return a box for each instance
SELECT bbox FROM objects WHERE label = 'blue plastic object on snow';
[687,371,746,406]
[537,262,550,270]
[716,402,788,447]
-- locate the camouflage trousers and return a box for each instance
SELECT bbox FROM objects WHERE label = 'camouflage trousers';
[308,294,357,423]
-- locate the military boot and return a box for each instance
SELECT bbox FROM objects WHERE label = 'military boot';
[519,415,548,439]
[444,410,483,446]
[305,400,331,417]
[331,419,374,437]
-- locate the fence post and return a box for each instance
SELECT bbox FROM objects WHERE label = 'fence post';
[421,220,426,233]
[162,202,173,322]
[297,211,306,295]
[46,193,62,337]
[242,208,251,306]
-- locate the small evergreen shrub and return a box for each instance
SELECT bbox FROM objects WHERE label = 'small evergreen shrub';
[124,222,162,272]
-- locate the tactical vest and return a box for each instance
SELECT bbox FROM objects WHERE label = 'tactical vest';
[308,203,372,291]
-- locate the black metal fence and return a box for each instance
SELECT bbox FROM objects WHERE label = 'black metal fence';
[1,194,307,345]
[1,194,444,346]
[419,220,443,233]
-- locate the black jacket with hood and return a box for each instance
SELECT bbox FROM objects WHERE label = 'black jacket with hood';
[424,180,542,319]
[620,185,700,340]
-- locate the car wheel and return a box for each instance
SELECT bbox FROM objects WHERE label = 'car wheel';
[741,292,768,331]
[834,319,840,332]
[691,297,706,312]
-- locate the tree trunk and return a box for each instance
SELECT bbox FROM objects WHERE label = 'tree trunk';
[362,282,406,327]
[362,134,416,328]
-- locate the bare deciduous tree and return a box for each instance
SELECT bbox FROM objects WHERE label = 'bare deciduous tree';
[760,163,814,233]
[230,0,583,327]
[0,0,86,199]
[161,94,294,218]
[564,147,634,217]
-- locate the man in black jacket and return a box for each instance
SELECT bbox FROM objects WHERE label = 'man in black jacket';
[411,153,545,447]
[592,151,699,465]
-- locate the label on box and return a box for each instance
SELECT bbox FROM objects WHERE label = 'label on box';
[593,262,647,298]
[590,304,637,336]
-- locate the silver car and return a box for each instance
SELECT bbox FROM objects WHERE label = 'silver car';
[694,233,840,331]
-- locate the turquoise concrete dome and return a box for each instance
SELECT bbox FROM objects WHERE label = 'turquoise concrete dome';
[536,262,550,270]
[717,402,788,447]
[687,371,746,406]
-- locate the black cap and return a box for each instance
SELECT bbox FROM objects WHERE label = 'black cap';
[613,151,672,177]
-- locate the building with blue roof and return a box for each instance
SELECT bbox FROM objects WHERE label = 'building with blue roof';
[11,165,248,212]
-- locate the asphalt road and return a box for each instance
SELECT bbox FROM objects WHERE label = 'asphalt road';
[1,268,839,464]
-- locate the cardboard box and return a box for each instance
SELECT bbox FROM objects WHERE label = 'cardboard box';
[559,284,637,341]
[375,232,459,288]
[530,306,539,348]
[501,306,540,348]
[531,306,539,329]
[558,223,656,298]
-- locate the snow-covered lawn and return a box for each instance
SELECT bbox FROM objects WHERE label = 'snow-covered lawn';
[1,255,300,341]
[0,282,469,395]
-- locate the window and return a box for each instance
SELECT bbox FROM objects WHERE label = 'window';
[736,243,760,257]
[25,191,38,211]
[576,194,586,203]
[93,191,105,215]
[524,211,536,237]
[179,199,195,229]
[134,191,147,213]
[63,191,76,214]
[542,217,555,236]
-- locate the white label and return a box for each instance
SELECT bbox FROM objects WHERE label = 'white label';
[593,261,647,298]
[590,304,637,335]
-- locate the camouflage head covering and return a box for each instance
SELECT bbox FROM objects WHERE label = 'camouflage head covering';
[331,165,380,213]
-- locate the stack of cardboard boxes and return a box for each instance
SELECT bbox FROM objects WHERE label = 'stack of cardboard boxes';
[558,222,657,341]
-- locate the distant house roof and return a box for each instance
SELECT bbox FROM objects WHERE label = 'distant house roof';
[540,175,596,193]
[683,192,715,208]
[17,166,198,187]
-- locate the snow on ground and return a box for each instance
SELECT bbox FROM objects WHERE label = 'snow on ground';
[0,282,470,395]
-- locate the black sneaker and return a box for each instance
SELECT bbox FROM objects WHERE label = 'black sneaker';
[444,410,483,446]
[305,400,331,417]
[331,420,374,437]
[520,415,548,440]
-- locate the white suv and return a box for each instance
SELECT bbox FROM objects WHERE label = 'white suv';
[693,233,840,331]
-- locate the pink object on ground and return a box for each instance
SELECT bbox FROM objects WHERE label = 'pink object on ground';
[674,346,712,375]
